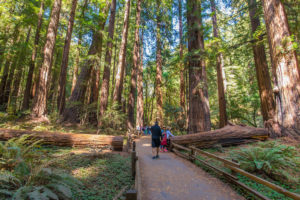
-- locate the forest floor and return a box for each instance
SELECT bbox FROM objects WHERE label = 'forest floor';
[136,136,244,200]
[44,147,133,200]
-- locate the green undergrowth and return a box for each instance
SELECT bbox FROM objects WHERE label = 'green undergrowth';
[0,135,133,200]
[193,139,300,200]
[0,111,127,136]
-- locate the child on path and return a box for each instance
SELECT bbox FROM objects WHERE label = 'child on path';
[160,132,168,152]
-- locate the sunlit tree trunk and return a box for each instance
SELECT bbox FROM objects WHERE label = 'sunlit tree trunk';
[187,0,211,133]
[57,0,78,114]
[247,0,275,126]
[8,27,32,113]
[127,0,141,129]
[98,0,117,126]
[179,0,186,121]
[262,0,300,135]
[155,0,163,125]
[32,0,62,118]
[22,0,44,110]
[210,0,227,128]
[113,0,131,105]
[136,30,144,128]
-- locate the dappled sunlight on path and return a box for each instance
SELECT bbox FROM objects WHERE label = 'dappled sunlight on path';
[136,136,244,200]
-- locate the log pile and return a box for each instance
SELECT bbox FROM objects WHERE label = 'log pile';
[171,125,269,148]
[0,128,123,151]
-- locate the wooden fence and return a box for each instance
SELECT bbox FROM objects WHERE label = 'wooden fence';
[171,142,300,200]
[125,141,140,200]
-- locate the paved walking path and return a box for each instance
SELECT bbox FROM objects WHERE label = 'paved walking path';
[136,136,244,200]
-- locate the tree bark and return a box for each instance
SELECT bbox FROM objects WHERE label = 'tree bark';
[210,0,227,128]
[155,0,163,125]
[8,27,32,113]
[247,0,275,127]
[179,0,186,120]
[187,0,211,133]
[171,125,268,148]
[127,0,141,129]
[136,30,144,128]
[31,0,62,118]
[62,1,111,123]
[98,0,117,126]
[0,128,123,150]
[22,0,44,110]
[57,0,78,114]
[261,0,300,135]
[113,0,131,105]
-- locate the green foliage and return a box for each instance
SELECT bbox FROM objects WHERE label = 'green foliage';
[99,103,127,134]
[0,136,81,199]
[231,141,300,186]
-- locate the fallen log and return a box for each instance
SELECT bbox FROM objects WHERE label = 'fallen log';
[0,128,123,151]
[171,125,268,148]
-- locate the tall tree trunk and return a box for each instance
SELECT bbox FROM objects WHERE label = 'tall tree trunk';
[98,0,117,126]
[261,0,300,136]
[22,0,44,110]
[136,30,144,128]
[179,0,186,121]
[32,0,62,118]
[266,1,300,129]
[113,0,131,105]
[247,0,275,126]
[155,0,163,125]
[71,0,88,94]
[127,0,141,129]
[62,1,111,123]
[187,0,211,133]
[210,0,227,128]
[8,27,32,113]
[110,41,118,104]
[57,0,78,114]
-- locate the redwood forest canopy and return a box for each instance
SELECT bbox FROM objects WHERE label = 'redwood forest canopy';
[0,0,299,136]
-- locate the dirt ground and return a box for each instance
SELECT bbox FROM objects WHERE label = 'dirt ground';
[136,136,244,200]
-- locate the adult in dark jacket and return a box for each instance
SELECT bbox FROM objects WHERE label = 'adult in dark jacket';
[150,121,162,159]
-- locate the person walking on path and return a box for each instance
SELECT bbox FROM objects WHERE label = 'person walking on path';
[150,121,162,159]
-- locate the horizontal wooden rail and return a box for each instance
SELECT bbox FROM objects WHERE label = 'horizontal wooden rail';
[172,143,191,152]
[190,146,240,168]
[171,142,299,200]
[226,165,300,200]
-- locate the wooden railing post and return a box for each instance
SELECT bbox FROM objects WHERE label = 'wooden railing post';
[131,141,136,179]
[126,189,137,200]
[189,147,195,163]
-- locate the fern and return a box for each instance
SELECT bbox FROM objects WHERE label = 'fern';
[231,141,300,185]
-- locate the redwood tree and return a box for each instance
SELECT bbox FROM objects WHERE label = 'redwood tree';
[247,0,275,125]
[127,0,141,129]
[32,0,62,118]
[136,30,144,129]
[187,0,211,133]
[113,0,131,105]
[57,0,78,114]
[210,0,227,128]
[62,1,111,123]
[179,0,185,121]
[98,0,117,125]
[262,0,300,135]
[22,0,44,110]
[155,0,163,125]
